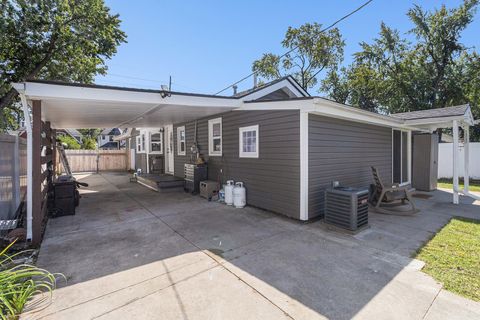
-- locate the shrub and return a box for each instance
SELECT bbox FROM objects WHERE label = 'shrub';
[57,135,81,150]
[81,137,97,150]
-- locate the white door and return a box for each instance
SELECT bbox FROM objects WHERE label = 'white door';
[164,125,174,174]
[130,148,135,170]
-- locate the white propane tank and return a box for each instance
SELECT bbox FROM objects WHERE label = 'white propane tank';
[233,182,246,208]
[225,180,235,205]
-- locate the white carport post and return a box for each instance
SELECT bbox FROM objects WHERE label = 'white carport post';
[463,123,470,194]
[452,120,459,204]
[16,87,33,241]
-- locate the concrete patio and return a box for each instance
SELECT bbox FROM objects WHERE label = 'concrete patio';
[25,172,480,320]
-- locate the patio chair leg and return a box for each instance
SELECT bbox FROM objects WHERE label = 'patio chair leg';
[375,190,386,210]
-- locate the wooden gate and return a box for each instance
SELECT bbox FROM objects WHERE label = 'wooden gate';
[57,150,127,173]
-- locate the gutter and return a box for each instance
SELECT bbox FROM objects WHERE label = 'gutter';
[12,83,33,242]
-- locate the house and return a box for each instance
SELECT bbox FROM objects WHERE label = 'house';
[12,78,477,244]
[56,128,83,144]
[97,128,123,149]
[117,76,476,220]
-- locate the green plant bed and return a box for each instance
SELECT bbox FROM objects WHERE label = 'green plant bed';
[437,178,480,192]
[416,217,480,302]
[0,241,62,319]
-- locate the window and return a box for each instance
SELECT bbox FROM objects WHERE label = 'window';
[177,126,186,155]
[136,133,146,153]
[239,125,259,158]
[208,118,222,156]
[150,131,163,154]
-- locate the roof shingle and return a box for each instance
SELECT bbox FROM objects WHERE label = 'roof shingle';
[391,105,469,120]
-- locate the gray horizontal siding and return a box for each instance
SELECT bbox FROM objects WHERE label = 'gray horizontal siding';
[174,110,300,219]
[308,114,392,219]
[136,153,147,173]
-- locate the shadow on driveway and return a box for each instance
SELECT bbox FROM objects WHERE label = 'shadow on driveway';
[28,173,480,320]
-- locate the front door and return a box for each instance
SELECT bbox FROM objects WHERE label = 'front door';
[164,125,174,174]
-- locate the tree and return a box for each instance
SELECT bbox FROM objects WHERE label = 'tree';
[252,23,344,91]
[78,128,101,140]
[322,0,480,139]
[0,0,127,131]
[58,135,80,150]
[81,137,97,150]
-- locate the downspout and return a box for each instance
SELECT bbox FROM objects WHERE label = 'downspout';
[13,83,33,241]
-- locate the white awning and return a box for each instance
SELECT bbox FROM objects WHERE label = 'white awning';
[13,81,240,128]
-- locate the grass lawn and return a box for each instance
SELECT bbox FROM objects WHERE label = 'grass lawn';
[416,217,480,302]
[437,178,480,192]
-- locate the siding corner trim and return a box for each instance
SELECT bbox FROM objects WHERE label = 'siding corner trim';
[300,111,309,220]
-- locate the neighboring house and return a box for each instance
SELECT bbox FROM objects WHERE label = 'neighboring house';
[56,128,83,143]
[97,128,123,149]
[14,77,476,223]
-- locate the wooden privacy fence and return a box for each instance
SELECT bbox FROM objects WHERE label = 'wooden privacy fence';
[57,149,128,173]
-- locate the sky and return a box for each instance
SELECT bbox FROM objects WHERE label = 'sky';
[95,0,480,96]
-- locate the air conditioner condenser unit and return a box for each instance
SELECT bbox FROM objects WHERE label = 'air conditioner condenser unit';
[324,187,369,232]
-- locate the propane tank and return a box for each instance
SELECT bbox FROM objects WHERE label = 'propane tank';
[225,180,235,205]
[233,182,246,208]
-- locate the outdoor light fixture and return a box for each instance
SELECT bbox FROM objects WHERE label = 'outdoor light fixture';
[160,84,171,98]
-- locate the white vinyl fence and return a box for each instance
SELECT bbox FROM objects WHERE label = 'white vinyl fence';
[0,134,27,221]
[438,142,480,179]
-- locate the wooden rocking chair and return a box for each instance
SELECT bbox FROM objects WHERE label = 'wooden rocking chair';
[370,167,419,215]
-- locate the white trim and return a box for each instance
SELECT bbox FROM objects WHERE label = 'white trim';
[149,130,163,154]
[208,118,223,156]
[136,133,146,153]
[238,98,431,131]
[464,124,470,194]
[240,78,308,101]
[452,120,459,204]
[16,87,33,241]
[299,111,309,221]
[164,124,175,174]
[177,126,186,156]
[239,125,259,158]
[16,81,240,107]
[407,130,412,184]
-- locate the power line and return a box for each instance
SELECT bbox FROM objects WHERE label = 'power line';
[98,73,198,91]
[213,0,374,95]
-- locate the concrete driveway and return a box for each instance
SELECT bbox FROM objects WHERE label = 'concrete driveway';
[25,173,480,320]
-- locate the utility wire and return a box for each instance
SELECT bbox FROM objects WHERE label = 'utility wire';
[213,0,374,95]
[98,73,198,91]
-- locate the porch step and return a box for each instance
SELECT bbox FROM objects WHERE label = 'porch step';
[136,174,184,192]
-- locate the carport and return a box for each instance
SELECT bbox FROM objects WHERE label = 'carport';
[392,105,478,203]
[13,80,240,244]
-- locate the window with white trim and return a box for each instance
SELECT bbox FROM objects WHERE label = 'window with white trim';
[208,118,222,156]
[136,133,146,153]
[150,131,163,154]
[239,125,259,158]
[177,126,186,155]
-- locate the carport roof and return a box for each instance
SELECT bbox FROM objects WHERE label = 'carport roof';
[391,105,470,120]
[13,80,242,129]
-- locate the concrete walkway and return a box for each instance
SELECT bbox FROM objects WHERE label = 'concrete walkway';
[25,173,480,320]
